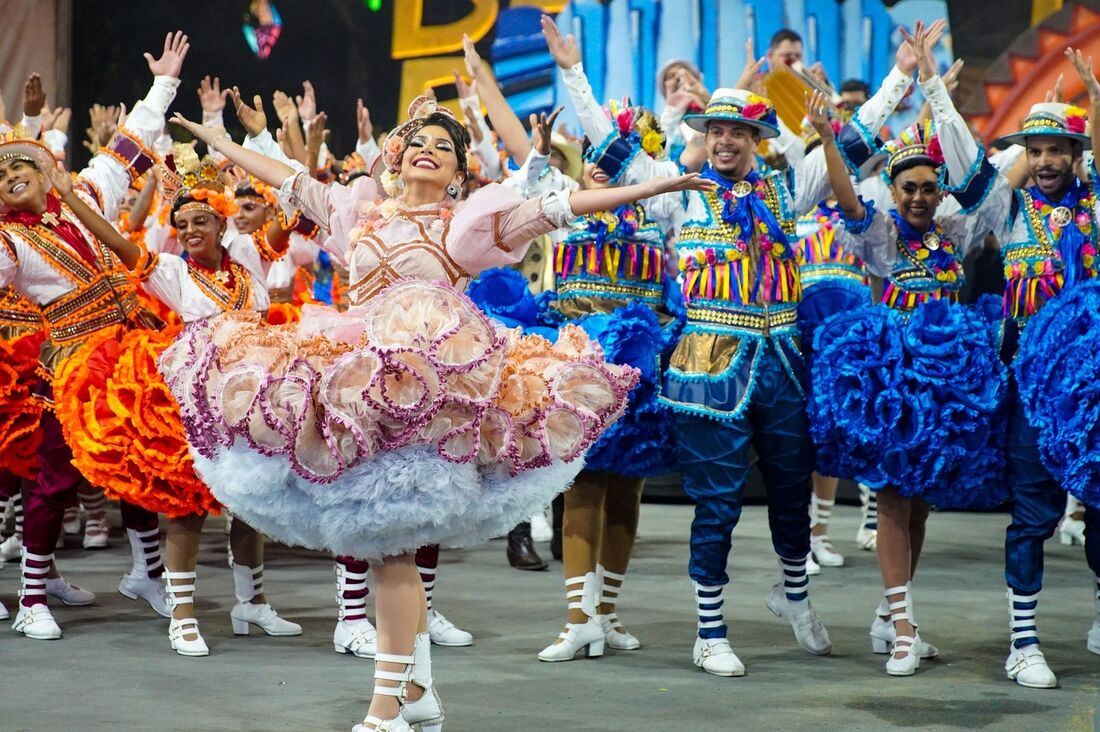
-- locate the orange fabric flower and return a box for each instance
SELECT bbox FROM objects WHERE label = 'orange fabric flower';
[0,331,45,478]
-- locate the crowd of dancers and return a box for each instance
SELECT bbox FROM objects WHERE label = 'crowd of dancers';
[2,16,1100,731]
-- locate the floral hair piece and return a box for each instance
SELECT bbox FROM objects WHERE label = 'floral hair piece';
[381,95,469,175]
[233,177,279,209]
[883,120,942,181]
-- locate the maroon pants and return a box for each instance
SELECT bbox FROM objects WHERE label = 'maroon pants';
[0,469,20,500]
[23,407,157,555]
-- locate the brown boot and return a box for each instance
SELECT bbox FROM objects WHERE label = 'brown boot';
[506,522,548,571]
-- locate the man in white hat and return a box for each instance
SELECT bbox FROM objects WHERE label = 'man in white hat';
[546,14,919,677]
[975,48,1100,690]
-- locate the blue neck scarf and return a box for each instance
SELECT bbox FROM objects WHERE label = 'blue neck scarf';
[699,164,789,250]
[888,209,957,281]
[1029,178,1091,287]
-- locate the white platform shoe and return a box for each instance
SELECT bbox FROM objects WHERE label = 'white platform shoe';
[869,587,939,659]
[877,585,921,676]
[539,572,605,661]
[598,566,640,650]
[353,632,443,732]
[165,570,209,657]
[229,563,302,636]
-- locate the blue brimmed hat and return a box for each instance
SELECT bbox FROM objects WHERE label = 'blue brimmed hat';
[995,102,1091,150]
[683,88,780,139]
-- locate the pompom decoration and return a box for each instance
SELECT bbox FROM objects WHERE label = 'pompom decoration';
[925,135,945,166]
[810,298,1008,507]
[52,324,220,518]
[1015,278,1100,508]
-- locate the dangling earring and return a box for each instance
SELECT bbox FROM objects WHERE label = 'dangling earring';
[446,182,461,199]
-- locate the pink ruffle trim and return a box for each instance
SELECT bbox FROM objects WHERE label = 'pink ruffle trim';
[163,279,639,483]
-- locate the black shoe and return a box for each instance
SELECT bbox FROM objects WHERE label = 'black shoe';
[550,494,563,561]
[507,522,548,571]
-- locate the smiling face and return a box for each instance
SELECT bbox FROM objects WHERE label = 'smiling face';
[398,124,464,196]
[890,164,942,231]
[0,158,48,212]
[1025,136,1079,199]
[581,162,614,191]
[174,208,226,262]
[234,197,273,234]
[705,120,759,178]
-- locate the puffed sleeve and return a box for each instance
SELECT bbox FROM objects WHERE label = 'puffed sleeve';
[279,171,379,265]
[445,183,573,274]
[135,251,187,313]
[833,204,898,278]
[77,76,180,222]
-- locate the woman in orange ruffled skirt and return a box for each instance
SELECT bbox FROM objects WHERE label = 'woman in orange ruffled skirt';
[42,144,302,658]
[170,96,712,731]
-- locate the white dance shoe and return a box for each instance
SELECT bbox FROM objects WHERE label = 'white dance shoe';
[538,616,605,661]
[12,602,62,640]
[1006,645,1057,688]
[118,572,171,618]
[692,637,745,677]
[427,609,472,647]
[601,613,640,650]
[335,618,378,658]
[44,576,95,606]
[230,601,303,636]
[765,584,832,655]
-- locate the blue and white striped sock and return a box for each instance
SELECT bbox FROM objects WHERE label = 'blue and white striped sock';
[780,556,809,606]
[1008,589,1040,649]
[694,582,726,640]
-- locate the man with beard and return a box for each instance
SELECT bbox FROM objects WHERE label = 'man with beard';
[983,48,1100,689]
[544,14,924,676]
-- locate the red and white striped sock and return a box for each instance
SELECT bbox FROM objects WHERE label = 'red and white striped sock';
[20,550,52,608]
[415,545,440,613]
[335,555,370,624]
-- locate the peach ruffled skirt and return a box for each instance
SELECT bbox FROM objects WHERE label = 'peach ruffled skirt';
[164,279,638,558]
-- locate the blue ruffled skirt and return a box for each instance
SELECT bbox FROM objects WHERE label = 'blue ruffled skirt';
[808,296,1008,508]
[1015,278,1100,507]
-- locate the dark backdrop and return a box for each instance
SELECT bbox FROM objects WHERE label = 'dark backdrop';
[70,0,482,167]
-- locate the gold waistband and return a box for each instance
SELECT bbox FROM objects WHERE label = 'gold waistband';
[41,273,138,343]
[558,279,662,299]
[686,305,798,331]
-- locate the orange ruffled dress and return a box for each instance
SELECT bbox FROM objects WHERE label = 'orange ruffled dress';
[0,287,45,479]
[165,174,638,559]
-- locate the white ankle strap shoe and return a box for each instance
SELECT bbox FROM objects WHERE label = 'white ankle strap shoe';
[539,616,605,661]
[692,637,745,677]
[118,572,171,618]
[230,601,303,636]
[12,601,61,640]
[764,584,831,656]
[44,576,95,606]
[334,618,378,658]
[427,609,472,647]
[1006,645,1057,688]
[601,614,640,650]
[0,598,8,621]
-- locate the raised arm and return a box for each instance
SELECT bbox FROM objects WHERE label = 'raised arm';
[462,35,532,164]
[78,32,188,221]
[1067,48,1100,159]
[807,92,864,222]
[45,157,142,268]
[172,111,296,188]
[542,14,615,147]
[569,173,713,216]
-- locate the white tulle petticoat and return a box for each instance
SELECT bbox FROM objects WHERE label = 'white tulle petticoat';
[162,279,637,558]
